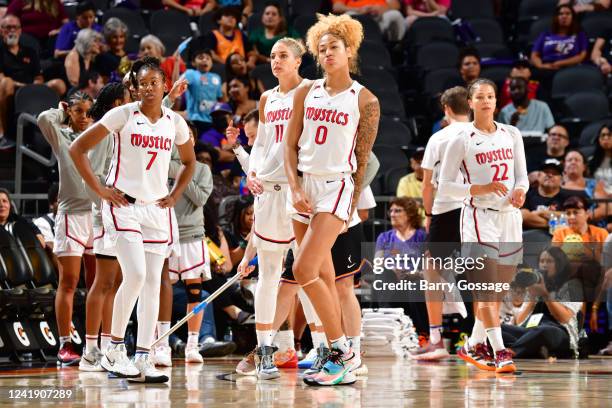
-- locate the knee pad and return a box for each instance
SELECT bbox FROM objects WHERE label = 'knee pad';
[185,282,202,304]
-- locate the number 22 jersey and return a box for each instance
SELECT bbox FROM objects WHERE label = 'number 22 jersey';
[298,79,364,176]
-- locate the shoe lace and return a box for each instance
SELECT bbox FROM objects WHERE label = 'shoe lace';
[325,350,344,368]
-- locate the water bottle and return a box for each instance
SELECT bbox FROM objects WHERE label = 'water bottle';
[558,213,568,229]
[548,213,558,235]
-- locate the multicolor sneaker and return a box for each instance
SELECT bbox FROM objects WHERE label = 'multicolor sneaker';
[274,347,298,368]
[494,349,516,373]
[256,346,281,380]
[79,346,104,372]
[58,342,81,366]
[128,353,169,383]
[298,348,317,369]
[410,339,450,361]
[457,341,495,372]
[236,349,256,376]
[304,348,357,386]
[304,345,330,377]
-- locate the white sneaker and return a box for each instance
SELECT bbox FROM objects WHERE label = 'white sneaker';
[152,345,172,367]
[79,347,104,372]
[101,343,139,378]
[185,344,203,364]
[128,353,169,383]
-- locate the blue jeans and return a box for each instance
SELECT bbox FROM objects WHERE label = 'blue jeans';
[169,281,216,344]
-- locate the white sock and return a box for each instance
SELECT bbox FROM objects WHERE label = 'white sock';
[59,336,71,348]
[187,332,199,346]
[468,319,487,348]
[330,335,350,354]
[85,335,98,353]
[485,327,505,353]
[429,325,443,345]
[311,331,326,349]
[348,336,361,356]
[256,329,274,347]
[100,333,111,351]
[276,330,294,352]
[157,321,171,347]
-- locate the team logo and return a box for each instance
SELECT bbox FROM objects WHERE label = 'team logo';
[13,322,30,346]
[40,322,56,346]
[70,322,82,344]
[274,184,281,191]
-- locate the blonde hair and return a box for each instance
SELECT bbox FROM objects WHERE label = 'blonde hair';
[273,37,306,58]
[306,13,364,73]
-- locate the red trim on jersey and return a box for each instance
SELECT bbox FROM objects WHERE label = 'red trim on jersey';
[472,208,499,251]
[350,89,356,94]
[178,240,207,273]
[166,209,173,248]
[112,131,121,188]
[93,226,105,241]
[332,179,346,215]
[104,132,116,186]
[64,214,93,249]
[297,213,311,219]
[110,204,143,236]
[462,160,474,207]
[254,230,295,244]
[470,132,475,138]
[348,128,358,172]
[499,245,523,258]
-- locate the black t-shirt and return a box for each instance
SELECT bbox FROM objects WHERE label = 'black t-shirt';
[93,51,122,78]
[0,43,41,84]
[526,144,566,173]
[523,188,570,211]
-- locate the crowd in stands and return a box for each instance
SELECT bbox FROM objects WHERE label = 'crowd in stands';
[0,0,610,358]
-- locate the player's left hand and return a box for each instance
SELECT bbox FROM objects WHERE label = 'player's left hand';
[509,189,526,208]
[157,195,177,208]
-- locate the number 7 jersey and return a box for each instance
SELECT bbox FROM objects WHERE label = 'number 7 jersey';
[298,79,364,176]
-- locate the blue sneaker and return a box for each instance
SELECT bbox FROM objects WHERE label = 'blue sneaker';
[298,348,317,369]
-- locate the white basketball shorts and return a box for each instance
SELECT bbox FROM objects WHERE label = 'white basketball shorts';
[288,173,354,225]
[53,211,94,257]
[168,239,211,282]
[253,182,295,250]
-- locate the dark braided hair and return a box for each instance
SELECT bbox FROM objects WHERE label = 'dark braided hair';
[88,82,127,121]
[131,56,166,88]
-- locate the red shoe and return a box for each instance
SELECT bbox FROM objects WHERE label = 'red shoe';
[457,341,495,372]
[274,348,298,368]
[495,349,517,373]
[58,342,81,366]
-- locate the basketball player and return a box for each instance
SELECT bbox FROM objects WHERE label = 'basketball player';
[438,79,528,373]
[284,14,380,386]
[69,60,196,383]
[411,87,470,361]
[79,83,130,371]
[38,92,94,366]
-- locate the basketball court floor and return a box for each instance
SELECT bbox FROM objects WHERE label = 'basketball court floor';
[1,357,611,407]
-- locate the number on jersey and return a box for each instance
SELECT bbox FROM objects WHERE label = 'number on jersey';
[491,163,509,181]
[315,125,328,145]
[146,151,158,171]
[275,124,284,143]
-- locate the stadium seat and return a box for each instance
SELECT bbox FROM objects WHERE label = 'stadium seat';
[518,0,557,18]
[199,12,216,35]
[407,17,454,47]
[376,90,406,120]
[522,229,552,269]
[384,166,407,195]
[562,90,611,123]
[468,18,505,45]
[291,0,322,17]
[473,43,513,60]
[526,19,551,47]
[251,64,277,90]
[14,85,59,117]
[101,8,148,39]
[415,42,459,71]
[376,117,412,147]
[451,0,494,19]
[293,14,317,38]
[299,63,320,80]
[480,65,511,88]
[358,66,398,93]
[362,218,391,242]
[423,68,461,97]
[353,14,383,42]
[92,0,109,13]
[359,40,392,69]
[150,9,193,39]
[372,145,409,173]
[551,65,604,100]
[581,12,612,41]
[579,119,612,147]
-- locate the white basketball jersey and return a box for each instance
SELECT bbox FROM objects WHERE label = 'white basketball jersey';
[298,79,363,176]
[256,80,307,182]
[100,102,190,202]
[459,122,527,210]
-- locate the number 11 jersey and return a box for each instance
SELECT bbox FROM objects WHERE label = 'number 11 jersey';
[298,79,363,176]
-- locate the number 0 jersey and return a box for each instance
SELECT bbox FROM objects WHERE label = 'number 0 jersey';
[99,102,190,203]
[298,79,364,176]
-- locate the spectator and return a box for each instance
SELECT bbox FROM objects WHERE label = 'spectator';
[227,77,256,125]
[397,147,424,199]
[93,18,129,81]
[0,188,45,247]
[332,0,406,42]
[195,141,239,216]
[503,247,583,358]
[200,102,237,173]
[499,60,540,108]
[527,124,570,174]
[588,124,612,195]
[223,195,254,271]
[64,28,103,88]
[226,107,257,174]
[497,77,555,135]
[552,196,608,261]
[559,0,610,13]
[561,149,609,224]
[445,47,481,89]
[33,182,58,251]
[521,159,569,230]
[6,0,67,43]
[139,34,186,92]
[590,34,612,76]
[183,47,223,137]
[223,52,263,99]
[404,0,449,28]
[0,14,66,147]
[249,1,300,64]
[530,5,588,72]
[593,233,612,354]
[212,0,253,26]
[54,1,100,59]
[162,0,215,16]
[194,6,256,68]
[69,70,104,100]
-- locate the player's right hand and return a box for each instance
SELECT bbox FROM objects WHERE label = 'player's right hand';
[100,187,129,207]
[225,120,240,146]
[247,173,263,195]
[292,188,313,214]
[237,258,255,278]
[484,182,508,197]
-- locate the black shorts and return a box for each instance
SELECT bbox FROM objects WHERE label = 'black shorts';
[280,223,364,284]
[427,208,461,259]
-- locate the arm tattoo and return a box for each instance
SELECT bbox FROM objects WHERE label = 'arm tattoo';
[352,99,380,208]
